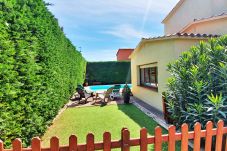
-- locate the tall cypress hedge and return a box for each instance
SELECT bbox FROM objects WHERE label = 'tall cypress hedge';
[0,0,86,147]
[86,61,131,85]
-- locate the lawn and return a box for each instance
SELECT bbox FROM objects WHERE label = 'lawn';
[42,104,180,150]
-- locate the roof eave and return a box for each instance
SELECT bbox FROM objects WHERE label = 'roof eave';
[162,0,185,23]
[129,35,217,59]
[129,40,144,59]
[179,14,227,33]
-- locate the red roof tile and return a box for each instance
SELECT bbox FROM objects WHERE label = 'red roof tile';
[142,33,220,41]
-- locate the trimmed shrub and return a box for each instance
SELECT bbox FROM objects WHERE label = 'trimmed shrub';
[166,36,227,129]
[0,0,86,147]
[86,61,131,85]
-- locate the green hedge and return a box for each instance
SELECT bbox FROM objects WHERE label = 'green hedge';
[0,0,86,147]
[86,61,131,85]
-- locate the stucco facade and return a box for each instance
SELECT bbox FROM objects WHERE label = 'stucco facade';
[116,49,133,61]
[131,37,208,111]
[163,0,227,34]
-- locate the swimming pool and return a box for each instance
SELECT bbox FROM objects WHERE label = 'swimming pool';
[87,84,132,91]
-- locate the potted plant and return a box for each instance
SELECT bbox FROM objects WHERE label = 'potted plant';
[122,84,131,104]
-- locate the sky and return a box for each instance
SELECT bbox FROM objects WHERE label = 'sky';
[44,0,179,61]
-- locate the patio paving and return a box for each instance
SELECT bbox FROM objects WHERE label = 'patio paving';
[66,96,124,108]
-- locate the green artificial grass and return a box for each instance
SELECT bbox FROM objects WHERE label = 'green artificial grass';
[42,104,181,150]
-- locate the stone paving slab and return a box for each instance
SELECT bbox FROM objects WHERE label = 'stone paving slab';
[130,97,170,129]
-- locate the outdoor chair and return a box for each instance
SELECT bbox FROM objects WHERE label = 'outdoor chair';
[99,85,121,102]
[109,84,121,100]
[99,87,114,103]
[76,87,94,104]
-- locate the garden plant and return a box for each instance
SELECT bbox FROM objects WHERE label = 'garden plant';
[122,84,132,104]
[166,36,227,129]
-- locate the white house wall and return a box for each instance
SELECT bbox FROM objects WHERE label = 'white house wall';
[164,0,227,34]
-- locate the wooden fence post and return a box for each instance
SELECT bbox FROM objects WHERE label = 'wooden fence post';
[69,135,77,151]
[121,128,127,151]
[140,128,148,151]
[154,127,162,151]
[222,134,227,151]
[0,140,3,151]
[181,123,189,151]
[205,121,213,151]
[103,132,111,151]
[13,139,22,151]
[31,137,41,151]
[215,120,224,151]
[168,125,176,151]
[50,137,59,151]
[86,133,94,151]
[122,129,130,151]
[121,128,127,140]
[225,136,227,151]
[194,122,201,151]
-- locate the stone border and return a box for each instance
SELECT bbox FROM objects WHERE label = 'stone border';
[131,100,170,129]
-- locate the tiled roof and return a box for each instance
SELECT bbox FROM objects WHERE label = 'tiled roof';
[180,12,227,33]
[130,33,220,59]
[118,48,134,51]
[194,12,227,22]
[142,33,220,41]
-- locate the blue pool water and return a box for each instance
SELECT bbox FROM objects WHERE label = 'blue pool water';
[88,84,132,91]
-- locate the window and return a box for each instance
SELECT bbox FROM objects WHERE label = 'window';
[139,65,158,90]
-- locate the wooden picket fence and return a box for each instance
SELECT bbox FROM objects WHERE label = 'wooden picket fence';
[1,120,227,151]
